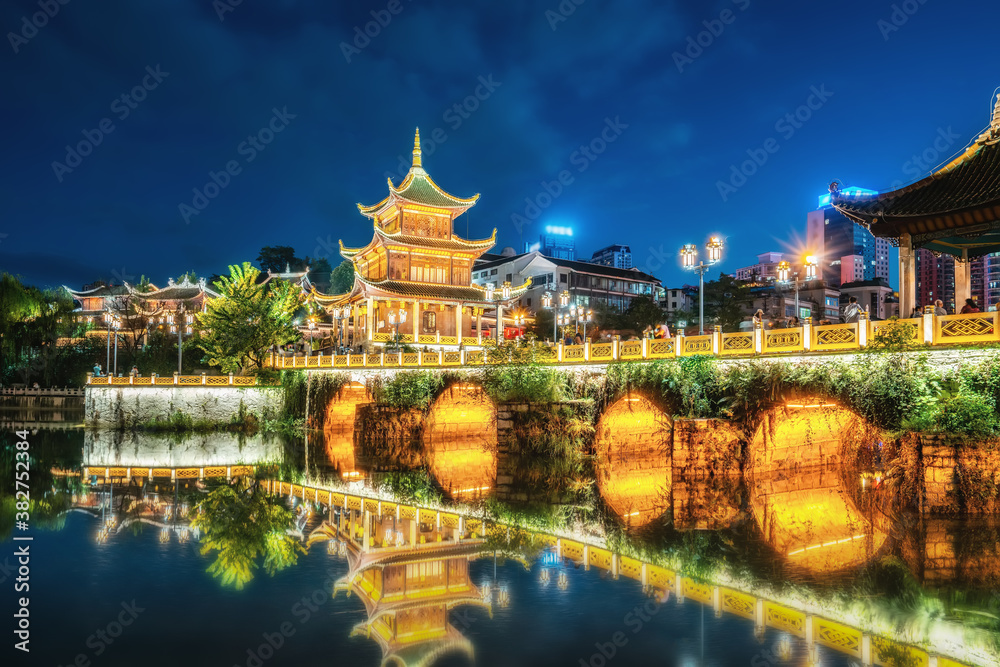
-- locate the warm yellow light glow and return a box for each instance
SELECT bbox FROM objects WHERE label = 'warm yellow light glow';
[425,385,497,499]
[595,393,671,527]
[681,243,698,268]
[777,260,791,282]
[787,534,866,556]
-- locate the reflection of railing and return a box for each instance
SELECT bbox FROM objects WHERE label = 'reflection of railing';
[264,313,1000,372]
[268,479,967,667]
[1,387,85,396]
[86,374,265,386]
[84,465,254,480]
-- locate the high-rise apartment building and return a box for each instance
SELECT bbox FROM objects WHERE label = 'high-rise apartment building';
[590,244,633,269]
[807,189,891,287]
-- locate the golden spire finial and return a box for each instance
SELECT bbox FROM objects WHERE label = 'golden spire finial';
[412,127,422,168]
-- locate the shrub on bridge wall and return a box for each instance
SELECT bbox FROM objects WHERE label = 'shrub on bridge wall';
[366,371,453,410]
[587,352,1000,441]
[279,370,352,430]
[479,363,569,404]
[501,403,596,516]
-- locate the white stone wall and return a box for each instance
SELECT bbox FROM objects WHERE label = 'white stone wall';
[85,386,284,428]
[83,430,285,467]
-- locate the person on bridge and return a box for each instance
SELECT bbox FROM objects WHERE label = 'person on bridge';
[934,299,948,316]
[93,363,102,377]
[961,298,980,314]
[843,297,862,323]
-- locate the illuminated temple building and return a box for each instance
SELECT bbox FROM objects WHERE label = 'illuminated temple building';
[310,503,490,667]
[313,130,529,346]
[831,91,1000,313]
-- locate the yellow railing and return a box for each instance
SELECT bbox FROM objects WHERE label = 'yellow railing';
[273,316,977,371]
[85,464,254,480]
[94,314,1000,383]
[86,374,266,386]
[261,479,970,667]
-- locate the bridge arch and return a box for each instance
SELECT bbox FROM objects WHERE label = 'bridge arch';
[594,392,672,528]
[423,383,497,500]
[748,400,883,475]
[323,382,372,480]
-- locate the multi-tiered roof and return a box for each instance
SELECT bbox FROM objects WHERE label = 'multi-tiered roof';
[832,93,1000,258]
[315,129,528,307]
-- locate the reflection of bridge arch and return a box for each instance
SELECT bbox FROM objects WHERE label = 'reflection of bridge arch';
[595,392,672,527]
[748,402,889,574]
[749,467,889,575]
[324,383,372,480]
[748,402,882,474]
[424,383,497,500]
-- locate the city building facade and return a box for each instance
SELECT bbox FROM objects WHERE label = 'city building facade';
[590,244,633,269]
[807,190,891,287]
[472,251,660,313]
[523,226,575,260]
[732,252,786,283]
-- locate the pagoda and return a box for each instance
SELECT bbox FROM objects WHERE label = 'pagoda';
[309,507,491,667]
[313,130,529,347]
[830,91,1000,313]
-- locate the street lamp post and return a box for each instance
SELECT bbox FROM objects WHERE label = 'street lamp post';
[542,292,553,342]
[307,317,316,353]
[167,309,194,374]
[104,311,113,373]
[111,315,121,376]
[776,256,818,320]
[333,306,342,352]
[681,237,724,335]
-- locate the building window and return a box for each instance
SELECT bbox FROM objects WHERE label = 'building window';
[422,311,436,333]
[526,297,532,307]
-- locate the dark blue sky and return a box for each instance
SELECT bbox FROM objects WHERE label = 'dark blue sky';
[3,0,999,291]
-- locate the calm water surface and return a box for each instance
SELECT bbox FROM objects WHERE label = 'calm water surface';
[3,424,997,667]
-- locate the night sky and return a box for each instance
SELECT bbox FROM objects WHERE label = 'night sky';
[3,0,999,291]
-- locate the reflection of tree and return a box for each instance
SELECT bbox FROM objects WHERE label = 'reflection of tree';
[190,477,304,589]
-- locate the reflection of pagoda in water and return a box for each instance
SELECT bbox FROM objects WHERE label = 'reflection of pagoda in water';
[309,501,490,666]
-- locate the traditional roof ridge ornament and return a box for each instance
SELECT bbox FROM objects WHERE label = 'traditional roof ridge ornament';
[991,92,1000,135]
[411,127,423,171]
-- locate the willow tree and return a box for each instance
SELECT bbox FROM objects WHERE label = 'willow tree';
[197,262,302,374]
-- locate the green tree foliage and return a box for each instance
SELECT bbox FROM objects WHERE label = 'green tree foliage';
[703,273,753,331]
[375,470,442,506]
[529,308,554,341]
[367,371,447,409]
[622,295,664,332]
[328,259,355,294]
[256,246,303,273]
[1,275,98,385]
[592,300,624,331]
[197,262,303,374]
[190,477,304,589]
[866,318,919,353]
